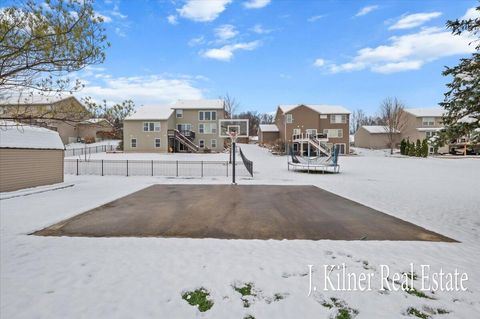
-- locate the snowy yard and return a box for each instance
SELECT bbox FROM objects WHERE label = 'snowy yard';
[1,144,479,318]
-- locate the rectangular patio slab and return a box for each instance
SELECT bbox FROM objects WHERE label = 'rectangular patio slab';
[33,185,456,241]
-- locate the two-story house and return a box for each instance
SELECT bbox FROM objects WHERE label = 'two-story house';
[258,104,351,155]
[0,96,113,144]
[123,99,226,153]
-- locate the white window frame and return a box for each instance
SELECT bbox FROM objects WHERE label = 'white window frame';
[199,111,217,121]
[154,138,161,148]
[211,139,217,148]
[335,143,346,154]
[198,123,217,134]
[320,114,328,119]
[306,129,317,138]
[176,109,183,118]
[177,123,192,132]
[199,139,205,148]
[286,114,293,124]
[323,129,343,138]
[143,122,160,132]
[422,117,435,126]
[330,114,347,124]
[131,138,137,148]
[293,128,301,135]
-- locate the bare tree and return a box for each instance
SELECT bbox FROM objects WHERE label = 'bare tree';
[260,112,274,124]
[380,97,408,154]
[350,109,366,134]
[222,93,239,118]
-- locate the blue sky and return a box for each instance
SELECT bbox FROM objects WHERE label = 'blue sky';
[75,0,478,115]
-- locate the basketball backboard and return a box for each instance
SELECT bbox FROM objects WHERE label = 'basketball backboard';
[219,119,249,137]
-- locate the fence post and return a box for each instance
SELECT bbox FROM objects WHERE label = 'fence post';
[76,159,79,175]
[101,160,104,176]
[126,160,129,177]
[151,160,154,176]
[226,162,229,177]
[201,161,203,178]
[176,160,179,177]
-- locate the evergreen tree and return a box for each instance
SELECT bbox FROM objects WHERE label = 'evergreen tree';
[400,139,406,155]
[408,141,416,156]
[440,5,480,143]
[415,139,422,157]
[405,139,410,155]
[421,139,429,157]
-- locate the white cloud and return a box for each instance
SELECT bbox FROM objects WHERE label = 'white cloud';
[167,15,178,25]
[462,7,480,20]
[215,24,238,40]
[115,27,126,37]
[202,41,261,61]
[326,27,475,74]
[355,5,379,17]
[188,36,205,47]
[111,3,127,19]
[250,24,272,34]
[243,0,271,9]
[79,75,204,106]
[178,0,231,22]
[389,12,442,30]
[308,15,325,22]
[313,58,325,67]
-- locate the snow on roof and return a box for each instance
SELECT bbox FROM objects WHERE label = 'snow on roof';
[0,121,64,150]
[172,99,224,109]
[279,104,350,114]
[79,118,111,125]
[0,94,78,106]
[258,124,279,132]
[361,125,400,134]
[417,127,444,132]
[124,105,174,121]
[404,107,445,117]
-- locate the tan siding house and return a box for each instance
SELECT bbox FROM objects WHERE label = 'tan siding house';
[0,122,64,192]
[123,99,226,153]
[354,126,400,149]
[258,124,280,144]
[0,96,114,144]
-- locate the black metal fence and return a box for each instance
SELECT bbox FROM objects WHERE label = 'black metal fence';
[238,147,253,177]
[65,145,116,157]
[65,159,251,177]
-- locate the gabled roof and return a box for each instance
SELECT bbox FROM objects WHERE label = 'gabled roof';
[361,125,400,134]
[278,104,350,114]
[404,107,444,117]
[0,121,64,150]
[79,118,112,126]
[125,105,174,121]
[258,124,279,132]
[0,95,82,106]
[172,99,224,110]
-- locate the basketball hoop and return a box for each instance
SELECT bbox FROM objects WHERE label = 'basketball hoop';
[228,130,238,143]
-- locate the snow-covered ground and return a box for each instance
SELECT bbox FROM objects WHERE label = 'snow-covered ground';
[1,144,479,318]
[65,150,230,161]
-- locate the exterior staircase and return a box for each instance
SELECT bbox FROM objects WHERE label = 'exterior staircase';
[168,129,199,152]
[308,137,331,156]
[292,133,331,156]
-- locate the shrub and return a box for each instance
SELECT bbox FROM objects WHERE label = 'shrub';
[400,139,406,155]
[421,139,429,157]
[408,141,416,156]
[415,139,422,157]
[84,136,96,144]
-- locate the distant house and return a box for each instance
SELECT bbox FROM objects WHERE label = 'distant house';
[354,126,401,149]
[123,99,227,153]
[0,96,114,144]
[258,124,280,144]
[258,104,351,155]
[353,107,450,154]
[0,121,64,192]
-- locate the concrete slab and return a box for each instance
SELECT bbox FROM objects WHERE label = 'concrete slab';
[33,185,455,241]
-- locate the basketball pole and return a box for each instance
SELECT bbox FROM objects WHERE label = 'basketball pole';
[232,140,236,185]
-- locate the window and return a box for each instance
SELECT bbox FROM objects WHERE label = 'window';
[176,110,183,118]
[143,122,160,132]
[323,129,343,138]
[422,117,435,126]
[293,128,301,136]
[199,123,217,134]
[211,139,217,148]
[306,129,317,138]
[131,138,137,148]
[286,114,293,123]
[177,124,192,132]
[330,114,347,124]
[199,139,205,148]
[154,138,161,148]
[199,111,217,121]
[425,131,436,139]
[320,114,328,119]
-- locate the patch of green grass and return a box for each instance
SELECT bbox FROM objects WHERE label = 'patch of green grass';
[322,298,358,319]
[403,271,418,280]
[407,307,430,319]
[405,287,435,299]
[273,293,286,301]
[181,288,214,312]
[321,301,334,309]
[234,283,254,297]
[336,308,353,319]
